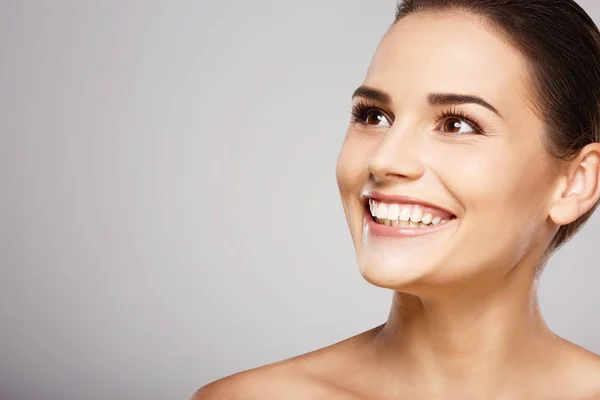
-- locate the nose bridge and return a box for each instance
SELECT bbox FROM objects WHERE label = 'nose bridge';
[367,117,425,182]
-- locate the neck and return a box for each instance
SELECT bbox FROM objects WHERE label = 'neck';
[371,262,558,396]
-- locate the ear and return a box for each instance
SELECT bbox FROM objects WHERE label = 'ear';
[549,142,600,226]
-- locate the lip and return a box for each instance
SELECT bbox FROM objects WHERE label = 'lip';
[361,191,456,217]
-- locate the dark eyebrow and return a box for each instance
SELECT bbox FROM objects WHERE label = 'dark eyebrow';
[352,86,501,117]
[428,93,501,117]
[351,86,391,105]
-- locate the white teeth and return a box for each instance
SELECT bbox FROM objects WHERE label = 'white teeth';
[368,199,453,228]
[375,202,388,219]
[410,207,423,223]
[421,213,433,225]
[387,203,400,220]
[399,206,412,221]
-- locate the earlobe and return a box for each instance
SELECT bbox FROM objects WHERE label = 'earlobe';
[549,143,600,226]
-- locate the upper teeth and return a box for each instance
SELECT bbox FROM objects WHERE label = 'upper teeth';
[369,199,448,225]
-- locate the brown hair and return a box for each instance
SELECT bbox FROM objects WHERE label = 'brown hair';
[394,0,600,253]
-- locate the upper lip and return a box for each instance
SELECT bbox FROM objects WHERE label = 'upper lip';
[361,190,456,217]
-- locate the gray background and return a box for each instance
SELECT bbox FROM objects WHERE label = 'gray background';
[1,1,599,399]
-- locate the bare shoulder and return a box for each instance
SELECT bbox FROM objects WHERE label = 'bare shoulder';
[552,337,600,398]
[578,349,600,396]
[190,364,308,400]
[190,361,353,400]
[191,328,378,400]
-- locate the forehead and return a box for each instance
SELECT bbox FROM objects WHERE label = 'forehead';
[366,11,530,114]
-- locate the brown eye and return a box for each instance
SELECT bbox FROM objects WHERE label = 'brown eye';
[351,103,393,128]
[441,117,476,134]
[365,111,391,127]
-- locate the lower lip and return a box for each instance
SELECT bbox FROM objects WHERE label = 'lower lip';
[364,209,458,238]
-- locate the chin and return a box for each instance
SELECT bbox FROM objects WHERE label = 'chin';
[357,254,441,292]
[356,247,494,295]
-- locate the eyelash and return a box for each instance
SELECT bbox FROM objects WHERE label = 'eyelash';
[350,101,485,135]
[350,100,388,126]
[435,106,485,135]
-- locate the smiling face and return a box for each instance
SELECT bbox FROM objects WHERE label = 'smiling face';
[336,11,562,293]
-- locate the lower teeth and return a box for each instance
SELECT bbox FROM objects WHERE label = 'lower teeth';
[374,218,443,228]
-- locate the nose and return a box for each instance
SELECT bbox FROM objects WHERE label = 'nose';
[367,122,426,183]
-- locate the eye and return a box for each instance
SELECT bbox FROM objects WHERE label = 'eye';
[351,102,392,128]
[441,117,476,134]
[364,110,391,127]
[435,109,484,135]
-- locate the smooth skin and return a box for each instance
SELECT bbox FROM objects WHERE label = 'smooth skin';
[195,11,600,400]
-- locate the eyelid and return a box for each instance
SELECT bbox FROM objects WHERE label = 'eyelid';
[434,107,485,135]
[350,99,394,126]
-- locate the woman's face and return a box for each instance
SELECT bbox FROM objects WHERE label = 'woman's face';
[336,12,561,292]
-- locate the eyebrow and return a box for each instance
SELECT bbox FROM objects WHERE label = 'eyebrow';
[352,86,391,104]
[351,85,502,117]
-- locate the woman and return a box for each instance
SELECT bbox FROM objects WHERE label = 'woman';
[196,0,600,398]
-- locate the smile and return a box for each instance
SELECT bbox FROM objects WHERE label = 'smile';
[364,197,458,238]
[368,199,455,227]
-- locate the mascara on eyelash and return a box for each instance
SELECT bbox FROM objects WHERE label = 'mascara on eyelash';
[435,107,485,134]
[350,101,391,124]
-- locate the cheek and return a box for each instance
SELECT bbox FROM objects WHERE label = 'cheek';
[336,133,376,238]
[335,133,373,195]
[452,148,546,213]
[435,143,551,269]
